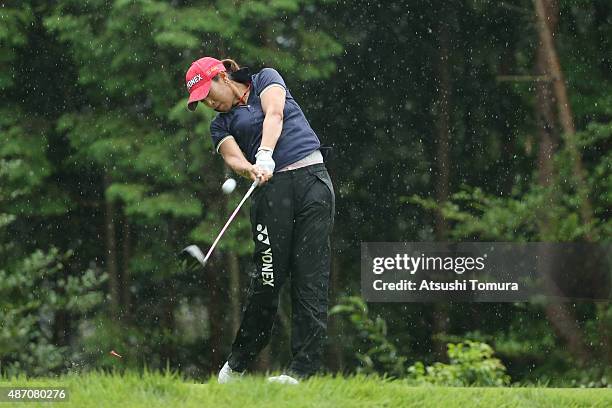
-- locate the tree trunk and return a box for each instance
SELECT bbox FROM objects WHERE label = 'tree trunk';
[255,345,272,373]
[535,0,560,232]
[160,281,176,369]
[434,23,451,242]
[104,174,120,318]
[327,251,343,372]
[535,75,558,187]
[533,0,595,238]
[432,11,452,362]
[227,251,241,335]
[534,0,591,364]
[121,213,131,321]
[208,257,224,372]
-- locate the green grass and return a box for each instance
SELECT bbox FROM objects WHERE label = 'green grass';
[0,371,610,407]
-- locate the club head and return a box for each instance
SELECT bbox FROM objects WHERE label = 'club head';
[178,244,207,273]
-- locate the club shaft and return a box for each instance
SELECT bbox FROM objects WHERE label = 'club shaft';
[202,178,259,264]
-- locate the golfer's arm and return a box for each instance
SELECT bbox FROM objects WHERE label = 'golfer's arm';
[218,138,252,179]
[260,86,286,151]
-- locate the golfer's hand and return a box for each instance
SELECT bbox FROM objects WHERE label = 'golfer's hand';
[247,164,272,185]
[254,148,275,185]
[255,148,275,172]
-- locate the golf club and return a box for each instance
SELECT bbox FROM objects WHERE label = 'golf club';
[179,177,260,271]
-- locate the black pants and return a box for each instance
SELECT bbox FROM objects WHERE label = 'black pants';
[227,163,335,377]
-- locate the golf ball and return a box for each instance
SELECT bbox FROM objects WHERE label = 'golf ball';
[221,178,237,194]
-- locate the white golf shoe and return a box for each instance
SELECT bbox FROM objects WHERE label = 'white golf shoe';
[218,361,244,384]
[267,374,299,385]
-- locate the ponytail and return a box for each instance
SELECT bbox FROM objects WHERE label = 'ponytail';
[220,58,251,84]
[221,58,240,73]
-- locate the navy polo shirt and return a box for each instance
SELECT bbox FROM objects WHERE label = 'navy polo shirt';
[209,68,321,171]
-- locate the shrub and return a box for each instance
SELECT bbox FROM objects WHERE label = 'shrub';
[408,340,511,386]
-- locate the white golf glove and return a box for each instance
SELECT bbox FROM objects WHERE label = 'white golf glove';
[255,147,275,174]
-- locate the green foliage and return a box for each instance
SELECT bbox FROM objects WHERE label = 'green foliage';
[403,118,611,385]
[550,365,612,389]
[408,341,511,387]
[330,296,407,377]
[123,192,202,220]
[0,109,53,195]
[332,297,511,386]
[0,246,106,377]
[1,0,610,383]
[0,4,33,89]
[0,158,105,377]
[404,118,611,242]
[189,196,253,255]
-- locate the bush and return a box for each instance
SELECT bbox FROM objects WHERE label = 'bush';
[0,245,106,376]
[408,340,511,386]
[330,296,407,377]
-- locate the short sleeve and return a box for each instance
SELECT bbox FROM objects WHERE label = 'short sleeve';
[210,116,233,154]
[256,68,287,97]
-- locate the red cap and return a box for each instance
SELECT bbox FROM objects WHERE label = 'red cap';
[185,57,226,111]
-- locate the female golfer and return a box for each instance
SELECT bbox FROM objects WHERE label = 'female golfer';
[185,57,335,384]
